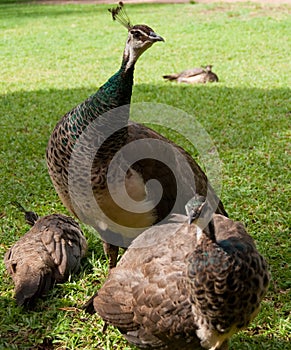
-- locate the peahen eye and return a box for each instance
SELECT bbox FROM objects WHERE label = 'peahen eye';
[131,30,142,39]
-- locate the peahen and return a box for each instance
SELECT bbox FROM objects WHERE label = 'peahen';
[92,195,270,349]
[163,64,219,84]
[4,203,87,307]
[46,3,227,270]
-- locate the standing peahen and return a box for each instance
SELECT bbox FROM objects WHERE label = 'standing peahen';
[4,203,87,308]
[46,3,227,270]
[92,195,270,349]
[163,64,219,84]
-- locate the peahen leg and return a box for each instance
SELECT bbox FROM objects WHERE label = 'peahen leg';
[82,243,119,313]
[102,241,119,269]
[82,292,97,314]
[220,340,229,350]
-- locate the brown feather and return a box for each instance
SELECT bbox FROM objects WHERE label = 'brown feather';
[4,214,87,307]
[108,2,132,30]
[93,209,269,349]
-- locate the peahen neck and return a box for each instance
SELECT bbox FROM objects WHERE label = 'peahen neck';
[85,37,144,121]
[66,46,136,138]
[205,219,216,243]
[85,59,135,121]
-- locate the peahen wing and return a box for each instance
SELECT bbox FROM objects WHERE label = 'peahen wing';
[39,214,87,280]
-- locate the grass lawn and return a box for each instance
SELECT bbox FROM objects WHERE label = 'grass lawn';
[0,1,290,349]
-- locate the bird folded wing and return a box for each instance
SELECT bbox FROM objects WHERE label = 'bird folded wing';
[94,271,138,330]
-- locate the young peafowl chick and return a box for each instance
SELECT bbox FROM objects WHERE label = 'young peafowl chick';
[46,2,227,270]
[4,204,87,308]
[92,195,269,349]
[163,65,219,84]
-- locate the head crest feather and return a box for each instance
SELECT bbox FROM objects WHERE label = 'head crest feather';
[108,2,132,30]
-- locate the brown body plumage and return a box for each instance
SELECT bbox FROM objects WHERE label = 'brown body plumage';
[93,197,269,349]
[46,4,227,271]
[4,212,87,307]
[163,65,219,84]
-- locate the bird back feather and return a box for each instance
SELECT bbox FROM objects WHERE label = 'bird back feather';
[4,213,87,307]
[93,198,269,349]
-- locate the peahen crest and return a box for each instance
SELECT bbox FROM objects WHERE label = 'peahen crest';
[11,201,39,226]
[108,2,132,30]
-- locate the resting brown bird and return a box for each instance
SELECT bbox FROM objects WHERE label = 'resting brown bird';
[4,204,87,307]
[92,195,269,349]
[46,2,227,270]
[163,65,219,84]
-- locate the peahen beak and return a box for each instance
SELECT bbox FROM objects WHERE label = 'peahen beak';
[149,32,165,42]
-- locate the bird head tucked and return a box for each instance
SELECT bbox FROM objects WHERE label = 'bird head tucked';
[185,195,216,242]
[11,201,39,226]
[202,64,213,72]
[185,195,206,224]
[109,2,164,68]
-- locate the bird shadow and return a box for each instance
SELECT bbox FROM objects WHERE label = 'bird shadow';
[1,83,289,152]
[0,289,289,350]
[133,83,289,151]
[0,84,289,348]
[1,83,289,213]
[230,335,290,350]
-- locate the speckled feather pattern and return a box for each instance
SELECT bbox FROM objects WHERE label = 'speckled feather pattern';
[4,214,87,307]
[46,64,134,217]
[93,214,269,349]
[46,23,227,272]
[46,33,227,245]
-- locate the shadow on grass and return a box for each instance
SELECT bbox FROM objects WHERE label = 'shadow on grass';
[0,84,290,348]
[1,83,289,151]
[0,83,289,208]
[0,292,290,350]
[0,257,104,349]
[0,295,66,349]
[230,335,291,350]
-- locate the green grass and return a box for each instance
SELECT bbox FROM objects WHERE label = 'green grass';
[0,1,290,349]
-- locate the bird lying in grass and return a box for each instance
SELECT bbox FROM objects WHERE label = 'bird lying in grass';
[92,195,269,349]
[4,203,87,308]
[163,65,219,84]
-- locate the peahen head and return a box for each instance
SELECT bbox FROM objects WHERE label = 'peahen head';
[185,195,206,224]
[11,201,39,226]
[202,64,213,72]
[185,195,216,242]
[109,2,164,70]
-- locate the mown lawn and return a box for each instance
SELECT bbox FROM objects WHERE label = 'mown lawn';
[0,1,290,349]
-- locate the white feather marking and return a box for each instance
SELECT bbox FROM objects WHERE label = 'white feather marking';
[196,225,203,241]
